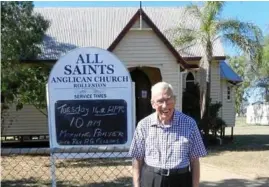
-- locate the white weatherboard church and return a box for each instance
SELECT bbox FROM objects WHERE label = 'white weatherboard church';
[2,7,242,140]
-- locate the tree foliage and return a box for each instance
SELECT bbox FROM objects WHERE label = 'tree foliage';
[168,1,263,139]
[255,35,269,101]
[229,35,269,112]
[1,1,50,121]
[229,56,250,114]
[1,1,49,62]
[259,35,269,77]
[168,1,262,92]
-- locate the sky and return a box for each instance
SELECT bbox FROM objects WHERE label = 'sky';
[34,1,269,103]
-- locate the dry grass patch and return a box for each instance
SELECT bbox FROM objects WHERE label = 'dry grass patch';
[2,117,268,186]
[1,156,132,186]
[201,117,269,178]
[201,150,269,178]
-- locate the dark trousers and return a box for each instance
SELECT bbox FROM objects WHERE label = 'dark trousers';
[141,165,192,187]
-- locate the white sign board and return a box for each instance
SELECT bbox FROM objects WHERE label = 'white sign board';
[47,47,132,149]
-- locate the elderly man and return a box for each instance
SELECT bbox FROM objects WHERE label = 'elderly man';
[129,82,207,187]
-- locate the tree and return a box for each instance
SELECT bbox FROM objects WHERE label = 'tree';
[229,56,251,114]
[228,35,269,113]
[243,35,269,103]
[168,2,263,138]
[259,35,269,77]
[256,35,269,101]
[1,2,50,129]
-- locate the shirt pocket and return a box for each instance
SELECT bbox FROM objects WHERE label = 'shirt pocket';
[172,135,189,159]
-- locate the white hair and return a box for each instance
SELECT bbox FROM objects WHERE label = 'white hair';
[151,81,174,98]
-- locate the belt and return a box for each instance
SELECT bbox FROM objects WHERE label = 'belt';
[145,164,190,176]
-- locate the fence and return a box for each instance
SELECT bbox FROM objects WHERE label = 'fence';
[1,147,133,187]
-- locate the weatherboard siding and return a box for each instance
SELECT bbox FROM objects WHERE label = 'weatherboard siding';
[184,60,221,104]
[221,80,236,126]
[211,61,237,126]
[113,29,181,110]
[2,105,48,136]
[132,18,151,29]
[210,61,221,104]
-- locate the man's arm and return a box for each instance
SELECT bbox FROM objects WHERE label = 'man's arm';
[189,119,207,187]
[190,158,200,187]
[132,158,144,187]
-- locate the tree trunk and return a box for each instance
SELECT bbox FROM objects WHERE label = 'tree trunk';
[200,40,213,145]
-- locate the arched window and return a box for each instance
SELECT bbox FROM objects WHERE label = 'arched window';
[186,72,195,90]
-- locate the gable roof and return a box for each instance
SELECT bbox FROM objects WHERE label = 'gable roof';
[107,9,196,69]
[34,7,226,61]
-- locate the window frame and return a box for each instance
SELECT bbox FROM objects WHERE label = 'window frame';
[185,72,195,90]
[227,85,231,101]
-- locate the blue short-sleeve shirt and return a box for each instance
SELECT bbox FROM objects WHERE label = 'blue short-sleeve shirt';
[129,110,207,169]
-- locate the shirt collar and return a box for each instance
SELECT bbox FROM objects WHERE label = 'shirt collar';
[150,110,179,127]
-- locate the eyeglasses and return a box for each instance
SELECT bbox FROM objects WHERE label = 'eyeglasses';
[154,96,175,106]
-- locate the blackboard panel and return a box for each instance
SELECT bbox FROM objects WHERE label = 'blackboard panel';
[55,99,127,145]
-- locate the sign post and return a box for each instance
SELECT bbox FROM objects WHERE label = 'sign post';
[47,46,132,150]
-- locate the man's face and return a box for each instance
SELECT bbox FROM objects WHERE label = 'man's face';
[151,89,175,123]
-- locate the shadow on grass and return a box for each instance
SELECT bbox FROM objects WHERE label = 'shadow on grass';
[1,177,51,187]
[3,177,268,187]
[207,134,269,154]
[201,177,269,187]
[1,176,132,187]
[55,158,132,168]
[80,176,132,187]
